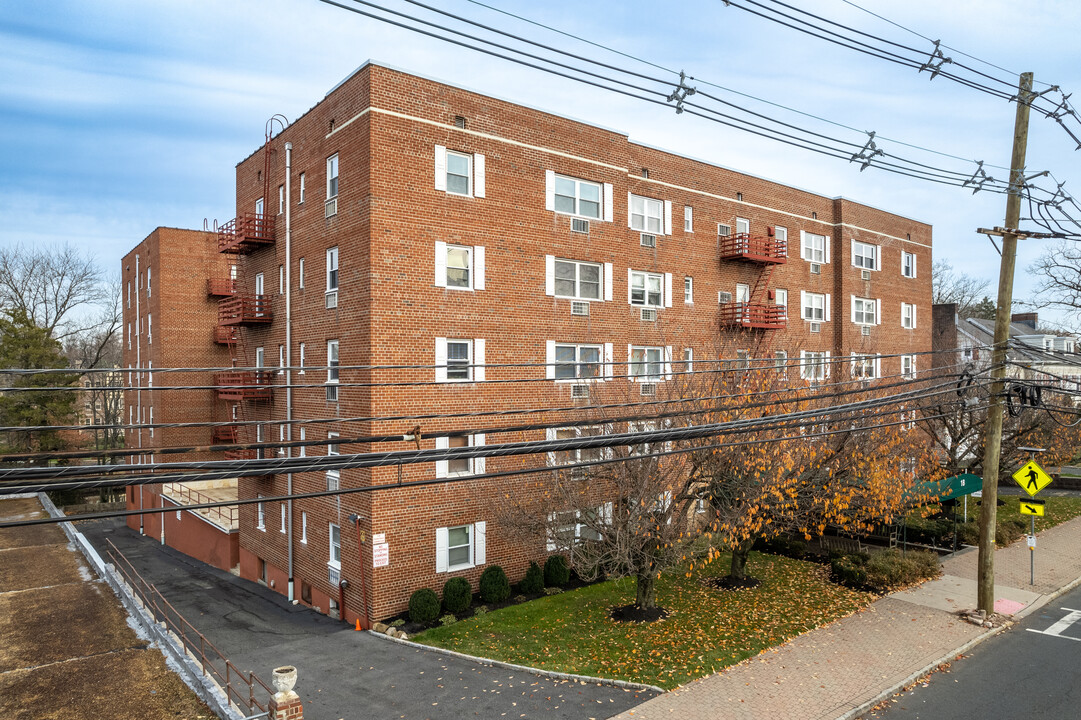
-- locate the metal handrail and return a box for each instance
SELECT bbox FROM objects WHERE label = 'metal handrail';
[718,301,788,328]
[162,482,238,527]
[718,232,788,262]
[106,539,274,715]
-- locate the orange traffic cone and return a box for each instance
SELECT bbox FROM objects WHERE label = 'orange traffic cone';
[355,618,362,631]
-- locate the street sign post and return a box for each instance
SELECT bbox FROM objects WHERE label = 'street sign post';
[1012,460,1053,497]
[1011,458,1052,586]
[1020,498,1046,517]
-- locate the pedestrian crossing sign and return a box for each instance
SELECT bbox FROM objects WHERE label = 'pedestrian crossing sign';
[1020,498,1046,517]
[1012,460,1053,497]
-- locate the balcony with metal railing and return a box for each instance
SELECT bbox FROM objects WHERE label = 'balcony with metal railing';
[217,213,275,254]
[213,326,238,345]
[214,371,272,401]
[718,302,787,330]
[718,232,787,264]
[206,278,238,296]
[218,295,272,326]
[212,425,239,444]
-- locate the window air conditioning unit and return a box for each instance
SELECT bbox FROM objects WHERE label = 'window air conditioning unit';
[640,233,656,248]
[570,300,590,316]
[640,307,657,322]
[325,198,338,218]
[640,383,657,397]
[571,218,590,234]
[718,224,731,238]
[718,291,733,304]
[861,269,871,281]
[861,325,871,336]
[571,384,590,399]
[809,322,821,333]
[810,263,822,275]
[325,291,338,309]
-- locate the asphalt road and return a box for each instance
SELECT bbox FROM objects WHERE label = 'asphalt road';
[79,518,657,720]
[864,582,1081,719]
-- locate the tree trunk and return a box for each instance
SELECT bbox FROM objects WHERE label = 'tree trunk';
[729,538,755,580]
[635,568,657,609]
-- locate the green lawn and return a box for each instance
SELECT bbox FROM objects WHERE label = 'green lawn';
[414,552,873,690]
[997,495,1081,531]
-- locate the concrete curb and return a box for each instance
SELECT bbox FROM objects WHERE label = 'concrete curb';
[366,629,666,695]
[836,569,1081,720]
[36,493,245,720]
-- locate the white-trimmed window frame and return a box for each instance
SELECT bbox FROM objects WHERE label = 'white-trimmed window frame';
[552,174,602,219]
[434,433,486,478]
[326,340,339,402]
[851,353,880,380]
[300,511,307,544]
[326,432,340,491]
[326,154,339,199]
[552,258,602,300]
[902,251,917,278]
[435,146,485,198]
[851,296,880,326]
[684,205,693,233]
[801,231,830,263]
[435,338,485,383]
[434,242,485,291]
[628,270,668,308]
[256,495,266,531]
[629,345,671,382]
[901,354,917,379]
[901,302,918,329]
[553,343,602,381]
[435,521,486,573]
[851,240,880,270]
[628,193,668,234]
[800,350,830,381]
[329,522,341,569]
[684,276,693,304]
[801,291,829,322]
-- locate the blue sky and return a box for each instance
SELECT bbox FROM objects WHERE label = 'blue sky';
[2,0,1079,324]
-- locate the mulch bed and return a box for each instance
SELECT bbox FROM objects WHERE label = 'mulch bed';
[609,603,669,623]
[704,575,763,591]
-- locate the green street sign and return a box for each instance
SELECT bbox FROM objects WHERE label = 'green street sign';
[940,473,983,501]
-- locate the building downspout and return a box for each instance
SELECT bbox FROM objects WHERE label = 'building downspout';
[135,254,143,535]
[285,141,295,602]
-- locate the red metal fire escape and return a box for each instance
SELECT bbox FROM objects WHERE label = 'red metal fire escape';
[718,226,788,330]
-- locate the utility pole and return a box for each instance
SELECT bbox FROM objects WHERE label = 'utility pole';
[977,72,1034,614]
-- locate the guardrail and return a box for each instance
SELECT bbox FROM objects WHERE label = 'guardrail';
[105,539,273,717]
[162,482,238,528]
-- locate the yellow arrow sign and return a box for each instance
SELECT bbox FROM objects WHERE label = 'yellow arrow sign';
[1013,460,1053,497]
[1020,499,1046,517]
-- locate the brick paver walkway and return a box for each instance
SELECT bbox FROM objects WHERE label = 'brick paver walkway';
[615,514,1081,720]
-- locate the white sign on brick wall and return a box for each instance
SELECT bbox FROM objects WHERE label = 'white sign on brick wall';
[373,543,389,568]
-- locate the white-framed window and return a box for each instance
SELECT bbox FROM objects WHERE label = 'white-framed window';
[682,348,693,373]
[148,406,154,437]
[326,432,340,491]
[553,174,602,218]
[298,343,305,374]
[146,266,152,298]
[279,184,284,214]
[775,226,788,247]
[299,172,305,204]
[547,505,609,548]
[255,346,265,369]
[802,292,827,321]
[901,354,917,379]
[326,154,339,199]
[147,314,152,344]
[629,193,664,234]
[329,523,341,568]
[684,205,693,233]
[852,240,879,270]
[553,343,602,380]
[127,323,131,349]
[435,433,486,478]
[435,338,484,382]
[628,419,659,456]
[775,288,788,311]
[902,251,917,278]
[901,302,917,329]
[629,270,664,307]
[735,350,751,370]
[127,281,131,308]
[852,296,879,325]
[278,423,286,457]
[801,231,829,263]
[326,246,339,293]
[255,197,265,217]
[435,521,486,573]
[298,258,305,289]
[326,340,339,402]
[434,242,485,290]
[257,496,265,531]
[736,217,750,235]
[774,350,788,375]
[629,345,666,381]
[435,146,485,197]
[852,354,879,380]
[553,258,601,300]
[684,276,693,304]
[280,503,286,533]
[278,264,284,294]
[800,351,830,381]
[299,427,306,457]
[300,512,307,544]
[278,344,285,373]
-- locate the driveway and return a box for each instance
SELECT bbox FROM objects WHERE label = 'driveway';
[79,518,656,720]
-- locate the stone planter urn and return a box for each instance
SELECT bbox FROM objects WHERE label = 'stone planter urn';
[272,666,298,696]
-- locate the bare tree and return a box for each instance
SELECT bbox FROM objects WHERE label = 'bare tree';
[0,243,107,341]
[932,260,992,318]
[1029,241,1081,329]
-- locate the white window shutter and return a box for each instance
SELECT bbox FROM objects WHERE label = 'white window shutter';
[474,154,485,198]
[875,356,882,378]
[824,351,831,378]
[473,434,485,474]
[604,263,613,301]
[876,298,882,325]
[912,304,917,329]
[474,521,486,565]
[602,502,613,526]
[825,236,831,264]
[825,294,831,322]
[435,436,449,478]
[663,200,672,236]
[875,246,882,271]
[545,255,555,296]
[546,512,557,551]
[627,192,633,228]
[603,183,613,222]
[913,254,917,278]
[901,301,905,325]
[545,170,555,211]
[474,339,485,382]
[435,337,448,382]
[664,346,673,379]
[850,295,856,323]
[474,246,485,290]
[435,527,449,572]
[800,291,807,318]
[800,230,808,260]
[664,273,673,308]
[604,343,614,380]
[627,268,633,304]
[850,238,856,267]
[627,344,633,376]
[545,428,557,466]
[434,241,447,287]
[434,145,447,191]
[545,340,556,380]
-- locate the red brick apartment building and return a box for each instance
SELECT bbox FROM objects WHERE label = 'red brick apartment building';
[123,61,932,624]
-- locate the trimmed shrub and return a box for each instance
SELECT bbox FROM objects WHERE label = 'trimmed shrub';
[544,554,570,587]
[408,588,440,625]
[830,554,867,587]
[996,517,1028,546]
[864,549,940,591]
[479,565,511,604]
[519,561,545,595]
[758,536,807,559]
[442,577,472,614]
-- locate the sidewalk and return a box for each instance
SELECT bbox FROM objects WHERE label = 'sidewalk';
[614,514,1081,720]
